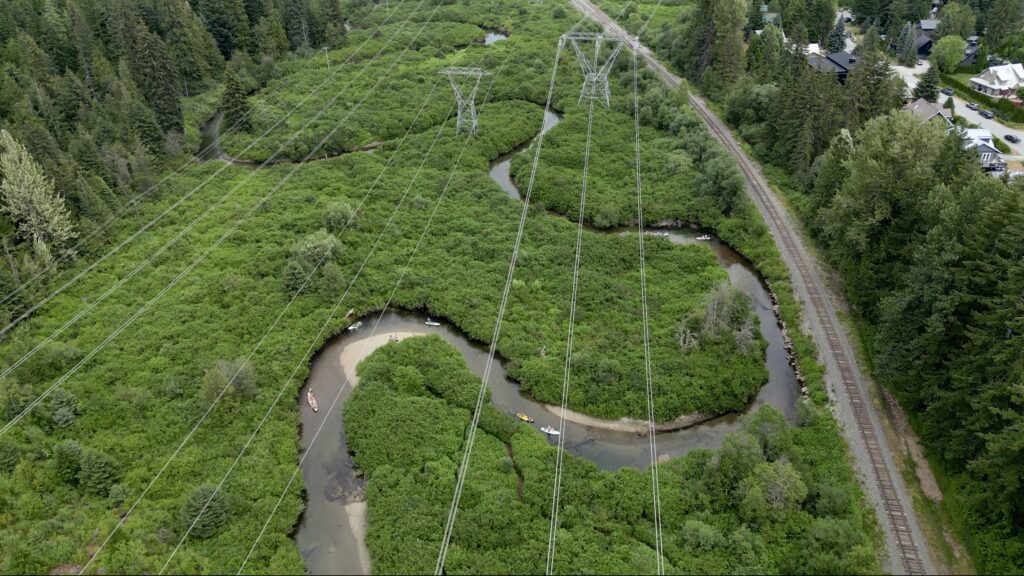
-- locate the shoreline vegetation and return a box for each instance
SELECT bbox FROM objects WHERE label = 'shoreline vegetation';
[0,0,883,572]
[347,335,882,574]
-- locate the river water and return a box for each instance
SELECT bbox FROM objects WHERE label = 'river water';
[295,107,799,574]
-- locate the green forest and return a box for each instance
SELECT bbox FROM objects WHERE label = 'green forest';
[347,335,880,574]
[595,0,1024,570]
[0,0,888,572]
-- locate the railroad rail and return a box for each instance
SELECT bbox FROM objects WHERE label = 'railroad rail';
[694,99,928,574]
[567,0,931,572]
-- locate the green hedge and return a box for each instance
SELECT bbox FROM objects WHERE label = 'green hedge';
[940,73,1024,123]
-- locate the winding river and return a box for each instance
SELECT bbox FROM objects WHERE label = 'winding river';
[295,109,800,574]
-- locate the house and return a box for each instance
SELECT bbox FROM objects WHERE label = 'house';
[807,51,856,83]
[903,114,1006,172]
[961,42,981,67]
[914,19,940,55]
[963,128,1007,171]
[903,98,953,125]
[759,4,780,25]
[970,63,1024,98]
[918,19,940,36]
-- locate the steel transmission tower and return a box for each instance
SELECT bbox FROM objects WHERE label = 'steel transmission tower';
[563,32,625,107]
[439,67,490,134]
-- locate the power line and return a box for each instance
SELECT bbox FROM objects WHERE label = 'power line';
[76,8,447,572]
[0,3,393,313]
[241,8,558,573]
[0,0,439,440]
[433,34,566,576]
[0,0,417,353]
[157,89,451,575]
[546,92,596,576]
[631,47,664,575]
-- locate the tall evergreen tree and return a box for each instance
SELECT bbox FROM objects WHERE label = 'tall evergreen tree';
[896,21,917,65]
[284,0,311,51]
[913,65,940,101]
[320,0,347,48]
[676,0,748,92]
[0,130,77,254]
[826,20,846,53]
[221,67,252,131]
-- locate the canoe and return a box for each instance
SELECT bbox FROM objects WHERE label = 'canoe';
[425,318,441,326]
[307,389,319,412]
[347,321,363,332]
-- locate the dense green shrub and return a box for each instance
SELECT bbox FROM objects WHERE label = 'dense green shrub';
[78,450,120,496]
[181,485,231,539]
[348,336,880,574]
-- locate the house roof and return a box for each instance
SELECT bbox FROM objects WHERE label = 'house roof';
[971,63,1024,90]
[903,98,952,125]
[807,51,856,75]
[914,34,933,50]
[919,19,940,30]
[827,52,856,70]
[964,128,994,145]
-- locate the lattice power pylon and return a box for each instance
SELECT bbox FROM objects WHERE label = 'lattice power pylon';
[563,32,626,107]
[438,67,490,134]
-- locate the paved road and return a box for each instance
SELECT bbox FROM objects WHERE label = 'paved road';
[894,61,1024,157]
[567,0,934,572]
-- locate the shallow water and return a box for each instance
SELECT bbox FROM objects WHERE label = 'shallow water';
[296,109,800,575]
[487,110,562,199]
[485,31,508,45]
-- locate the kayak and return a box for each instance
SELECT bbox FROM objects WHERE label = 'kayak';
[696,234,711,241]
[516,413,534,423]
[307,389,319,412]
[425,318,441,327]
[347,321,363,332]
[540,426,560,436]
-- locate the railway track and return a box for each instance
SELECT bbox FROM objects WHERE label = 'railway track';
[694,100,928,575]
[567,0,931,572]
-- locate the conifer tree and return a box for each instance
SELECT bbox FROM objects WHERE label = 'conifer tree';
[913,65,940,101]
[826,20,846,53]
[0,130,77,254]
[897,22,916,65]
[181,485,231,538]
[285,0,311,51]
[221,67,252,131]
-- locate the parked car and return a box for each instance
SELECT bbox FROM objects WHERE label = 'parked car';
[1006,134,1021,144]
[940,87,954,96]
[966,102,980,111]
[979,109,995,119]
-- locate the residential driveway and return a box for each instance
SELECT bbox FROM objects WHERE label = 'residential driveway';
[894,61,1024,157]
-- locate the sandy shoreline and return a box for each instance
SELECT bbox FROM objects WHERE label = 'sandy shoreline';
[335,330,420,576]
[338,331,422,387]
[542,404,715,434]
[344,501,371,575]
[334,329,717,573]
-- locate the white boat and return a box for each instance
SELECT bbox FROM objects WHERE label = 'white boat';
[347,321,363,332]
[540,426,560,436]
[696,234,712,241]
[307,389,319,412]
[425,318,441,327]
